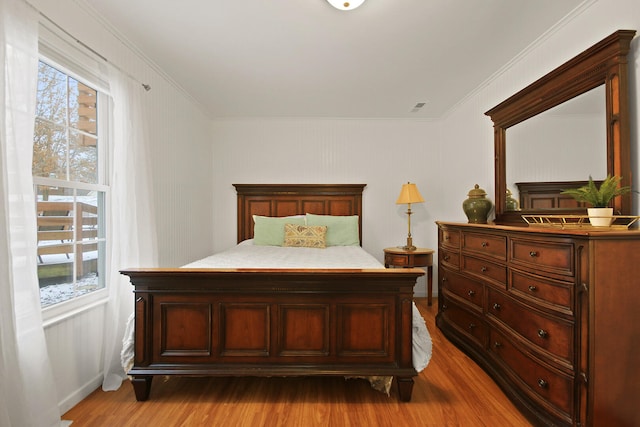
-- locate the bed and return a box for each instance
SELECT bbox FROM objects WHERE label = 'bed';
[121,184,428,402]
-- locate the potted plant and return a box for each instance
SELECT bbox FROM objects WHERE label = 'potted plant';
[561,175,631,226]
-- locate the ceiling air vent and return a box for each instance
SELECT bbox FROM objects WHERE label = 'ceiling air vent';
[411,102,427,113]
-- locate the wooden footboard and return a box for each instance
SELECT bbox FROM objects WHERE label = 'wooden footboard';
[121,268,423,401]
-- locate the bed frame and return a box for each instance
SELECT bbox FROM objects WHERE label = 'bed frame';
[121,184,424,402]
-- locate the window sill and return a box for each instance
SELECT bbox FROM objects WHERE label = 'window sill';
[42,289,109,328]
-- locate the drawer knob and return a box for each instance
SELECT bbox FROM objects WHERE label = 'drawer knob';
[442,304,447,311]
[528,285,537,292]
[481,266,488,272]
[493,341,502,349]
[481,241,488,247]
[492,303,501,311]
[537,329,548,339]
[537,379,548,389]
[529,251,538,257]
[445,235,450,241]
[442,277,448,282]
[468,323,476,330]
[467,290,475,297]
[444,255,450,261]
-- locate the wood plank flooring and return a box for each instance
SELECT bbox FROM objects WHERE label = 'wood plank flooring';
[62,298,533,426]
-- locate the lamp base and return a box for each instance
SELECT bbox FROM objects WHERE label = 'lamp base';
[401,237,416,251]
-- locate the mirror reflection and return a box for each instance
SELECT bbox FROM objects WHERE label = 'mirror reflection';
[505,85,606,210]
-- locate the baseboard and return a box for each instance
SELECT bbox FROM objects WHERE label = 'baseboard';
[58,373,104,415]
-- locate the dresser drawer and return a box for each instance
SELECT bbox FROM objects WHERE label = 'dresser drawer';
[509,269,573,315]
[440,228,461,249]
[440,297,486,348]
[487,288,573,366]
[462,232,507,260]
[440,248,460,270]
[462,255,507,287]
[510,238,574,277]
[489,328,574,420]
[441,269,483,309]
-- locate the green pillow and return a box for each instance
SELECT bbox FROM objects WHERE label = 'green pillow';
[305,214,360,246]
[253,215,306,246]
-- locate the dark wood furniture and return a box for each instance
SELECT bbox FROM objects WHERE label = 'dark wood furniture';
[515,181,596,210]
[436,221,640,427]
[486,30,636,225]
[121,184,424,402]
[384,247,434,306]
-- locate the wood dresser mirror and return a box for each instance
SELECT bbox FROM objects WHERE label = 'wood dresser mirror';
[485,30,636,225]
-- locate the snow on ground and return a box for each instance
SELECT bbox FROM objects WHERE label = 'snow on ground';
[40,274,99,307]
[38,251,100,307]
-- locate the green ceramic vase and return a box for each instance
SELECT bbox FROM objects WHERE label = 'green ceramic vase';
[463,184,493,224]
[505,188,519,211]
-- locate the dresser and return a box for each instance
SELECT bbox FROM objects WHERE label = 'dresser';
[436,221,640,427]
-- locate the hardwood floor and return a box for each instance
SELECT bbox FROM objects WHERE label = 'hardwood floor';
[62,298,533,426]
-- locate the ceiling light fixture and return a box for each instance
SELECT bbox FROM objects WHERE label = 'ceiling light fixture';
[326,0,366,11]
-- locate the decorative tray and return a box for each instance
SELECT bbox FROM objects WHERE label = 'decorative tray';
[521,214,640,230]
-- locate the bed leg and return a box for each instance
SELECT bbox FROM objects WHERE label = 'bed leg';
[396,376,414,402]
[131,376,153,401]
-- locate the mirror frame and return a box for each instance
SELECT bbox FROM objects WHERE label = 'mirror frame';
[485,30,636,225]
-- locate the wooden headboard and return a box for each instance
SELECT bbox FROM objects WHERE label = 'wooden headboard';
[233,184,366,244]
[516,180,595,210]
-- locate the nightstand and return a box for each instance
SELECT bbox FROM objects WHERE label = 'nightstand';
[384,247,434,306]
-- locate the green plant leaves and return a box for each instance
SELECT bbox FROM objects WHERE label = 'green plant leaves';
[561,175,631,208]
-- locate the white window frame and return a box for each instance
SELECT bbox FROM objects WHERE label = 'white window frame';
[36,22,112,324]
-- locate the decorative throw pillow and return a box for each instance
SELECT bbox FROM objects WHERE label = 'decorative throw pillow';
[283,224,327,248]
[253,215,306,246]
[305,213,360,246]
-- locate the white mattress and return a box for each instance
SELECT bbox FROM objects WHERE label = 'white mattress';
[184,239,385,269]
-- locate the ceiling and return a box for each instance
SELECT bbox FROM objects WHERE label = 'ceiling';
[83,0,585,119]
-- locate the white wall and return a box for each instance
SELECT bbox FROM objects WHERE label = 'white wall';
[28,0,214,414]
[211,118,442,283]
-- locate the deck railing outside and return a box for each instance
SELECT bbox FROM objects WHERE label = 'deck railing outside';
[37,201,98,278]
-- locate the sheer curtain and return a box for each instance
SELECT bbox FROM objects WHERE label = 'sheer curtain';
[0,0,62,425]
[101,68,158,391]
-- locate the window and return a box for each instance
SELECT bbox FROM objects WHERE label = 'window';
[33,59,108,309]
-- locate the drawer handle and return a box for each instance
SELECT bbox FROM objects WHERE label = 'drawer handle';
[537,379,548,389]
[492,303,501,311]
[467,290,475,297]
[444,255,450,261]
[481,241,488,247]
[442,277,448,282]
[529,251,538,257]
[493,341,502,349]
[442,304,447,311]
[481,266,487,272]
[445,235,450,241]
[537,329,548,339]
[468,323,476,330]
[528,285,537,292]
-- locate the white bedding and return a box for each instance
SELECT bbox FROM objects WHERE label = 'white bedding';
[185,239,389,269]
[121,240,432,394]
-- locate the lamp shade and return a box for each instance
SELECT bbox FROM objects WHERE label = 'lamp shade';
[326,0,366,11]
[396,182,425,205]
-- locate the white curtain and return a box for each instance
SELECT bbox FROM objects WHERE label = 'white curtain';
[0,0,62,425]
[101,69,158,391]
